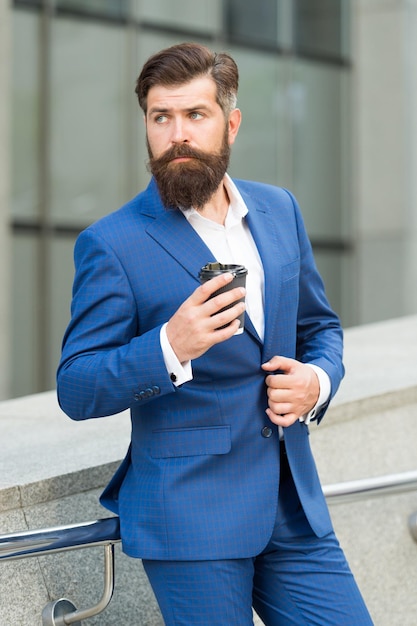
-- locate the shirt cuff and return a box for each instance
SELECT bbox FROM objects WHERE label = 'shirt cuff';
[299,364,331,424]
[160,323,193,387]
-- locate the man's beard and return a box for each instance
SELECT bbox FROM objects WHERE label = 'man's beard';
[147,130,231,210]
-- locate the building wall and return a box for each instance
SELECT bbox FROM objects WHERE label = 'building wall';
[5,1,417,397]
[9,1,351,398]
[0,0,11,400]
[352,0,417,323]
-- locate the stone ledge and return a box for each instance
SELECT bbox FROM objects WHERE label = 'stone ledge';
[325,384,417,427]
[1,315,416,515]
[0,391,131,492]
[0,462,120,513]
[332,314,417,407]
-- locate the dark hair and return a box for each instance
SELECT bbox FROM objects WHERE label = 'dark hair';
[135,42,239,116]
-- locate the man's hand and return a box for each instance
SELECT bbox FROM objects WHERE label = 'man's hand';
[166,273,246,363]
[262,356,319,427]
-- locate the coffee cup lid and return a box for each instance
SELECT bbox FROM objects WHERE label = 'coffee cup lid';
[199,262,248,279]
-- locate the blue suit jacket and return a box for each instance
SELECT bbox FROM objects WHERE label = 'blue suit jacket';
[57,178,344,560]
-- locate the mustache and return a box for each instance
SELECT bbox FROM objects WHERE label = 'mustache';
[150,144,210,167]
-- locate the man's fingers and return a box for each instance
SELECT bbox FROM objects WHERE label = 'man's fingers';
[265,408,298,427]
[261,355,295,373]
[263,359,319,424]
[207,300,245,332]
[205,287,246,316]
[196,272,246,320]
[208,317,242,343]
[196,272,236,303]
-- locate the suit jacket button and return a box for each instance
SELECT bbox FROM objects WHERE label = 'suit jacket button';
[261,426,273,438]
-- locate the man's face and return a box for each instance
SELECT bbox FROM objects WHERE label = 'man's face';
[145,76,240,210]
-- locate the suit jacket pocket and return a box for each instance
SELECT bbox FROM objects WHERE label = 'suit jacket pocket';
[150,425,231,458]
[281,258,299,282]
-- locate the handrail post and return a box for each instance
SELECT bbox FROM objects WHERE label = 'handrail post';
[409,511,417,543]
[42,543,115,625]
[42,600,81,626]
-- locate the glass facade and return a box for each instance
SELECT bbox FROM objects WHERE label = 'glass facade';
[11,0,351,397]
[295,0,349,62]
[49,18,129,226]
[226,0,279,49]
[57,0,129,19]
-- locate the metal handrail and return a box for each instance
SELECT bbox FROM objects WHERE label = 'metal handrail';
[323,469,417,503]
[0,517,120,561]
[42,543,116,626]
[1,470,417,624]
[0,517,121,625]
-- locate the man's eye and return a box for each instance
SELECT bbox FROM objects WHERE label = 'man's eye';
[155,115,168,123]
[190,112,203,120]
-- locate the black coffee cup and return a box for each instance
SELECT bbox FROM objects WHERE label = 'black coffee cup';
[199,262,248,333]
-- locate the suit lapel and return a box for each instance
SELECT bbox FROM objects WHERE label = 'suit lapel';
[139,179,213,283]
[239,185,284,358]
[146,207,215,283]
[141,178,279,347]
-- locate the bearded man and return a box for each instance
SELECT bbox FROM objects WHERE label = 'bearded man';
[57,43,373,625]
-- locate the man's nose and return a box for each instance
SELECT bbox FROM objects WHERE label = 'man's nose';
[171,118,189,144]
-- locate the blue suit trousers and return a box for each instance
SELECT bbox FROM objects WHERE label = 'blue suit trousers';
[143,446,374,625]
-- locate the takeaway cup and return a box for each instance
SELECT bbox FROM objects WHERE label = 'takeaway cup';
[199,262,248,334]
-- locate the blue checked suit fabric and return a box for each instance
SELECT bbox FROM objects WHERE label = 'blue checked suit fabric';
[57,177,344,560]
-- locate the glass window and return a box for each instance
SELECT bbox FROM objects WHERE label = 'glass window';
[12,11,41,220]
[226,47,287,186]
[56,0,128,19]
[11,234,40,397]
[134,0,222,35]
[225,0,279,49]
[314,251,344,320]
[48,236,77,390]
[14,0,40,6]
[290,60,350,240]
[49,18,130,226]
[294,0,349,62]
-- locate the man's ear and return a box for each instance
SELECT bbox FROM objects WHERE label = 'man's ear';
[227,108,241,146]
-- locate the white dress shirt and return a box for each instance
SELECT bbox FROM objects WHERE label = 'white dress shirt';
[160,175,330,425]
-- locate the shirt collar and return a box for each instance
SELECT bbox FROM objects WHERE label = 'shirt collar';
[180,174,248,228]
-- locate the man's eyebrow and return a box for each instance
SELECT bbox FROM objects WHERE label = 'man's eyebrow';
[148,103,211,116]
[148,106,169,116]
[184,104,211,112]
